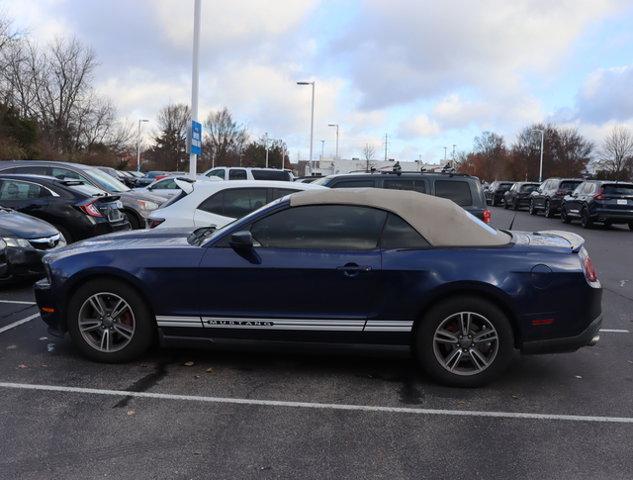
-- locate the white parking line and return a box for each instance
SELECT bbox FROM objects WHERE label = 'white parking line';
[1,381,633,424]
[0,313,41,334]
[0,300,36,305]
[599,329,630,333]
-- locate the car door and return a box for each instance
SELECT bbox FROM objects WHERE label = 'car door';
[197,204,385,341]
[565,183,584,217]
[534,181,547,208]
[0,179,55,221]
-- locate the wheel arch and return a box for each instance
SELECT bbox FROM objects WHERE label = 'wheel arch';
[62,268,157,331]
[121,207,143,229]
[413,282,521,348]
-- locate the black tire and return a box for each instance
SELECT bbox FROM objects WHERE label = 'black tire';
[628,222,633,231]
[414,296,515,387]
[54,224,73,244]
[580,208,593,229]
[492,197,498,207]
[603,220,612,229]
[529,200,536,215]
[512,199,519,211]
[503,199,509,209]
[560,206,571,224]
[67,278,154,363]
[544,200,554,218]
[123,210,141,230]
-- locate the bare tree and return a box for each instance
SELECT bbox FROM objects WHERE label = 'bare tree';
[204,107,248,167]
[598,126,633,180]
[362,143,376,171]
[148,103,191,171]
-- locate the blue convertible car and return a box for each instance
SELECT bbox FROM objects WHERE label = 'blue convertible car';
[35,188,602,387]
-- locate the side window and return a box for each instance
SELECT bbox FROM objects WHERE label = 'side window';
[0,180,51,200]
[223,188,267,217]
[252,170,291,181]
[51,167,82,180]
[2,166,49,175]
[383,179,426,193]
[228,169,247,180]
[331,179,375,188]
[251,205,387,250]
[380,213,430,249]
[434,180,473,206]
[207,169,225,179]
[198,192,225,216]
[271,188,299,200]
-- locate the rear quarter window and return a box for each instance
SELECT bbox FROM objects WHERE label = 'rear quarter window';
[434,180,473,206]
[331,179,375,188]
[560,181,582,190]
[603,184,633,195]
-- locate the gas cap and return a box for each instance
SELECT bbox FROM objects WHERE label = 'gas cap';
[530,264,553,289]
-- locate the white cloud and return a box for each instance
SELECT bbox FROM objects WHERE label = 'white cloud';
[397,114,441,139]
[576,65,633,123]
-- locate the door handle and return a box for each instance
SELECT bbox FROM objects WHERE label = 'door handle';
[337,263,372,277]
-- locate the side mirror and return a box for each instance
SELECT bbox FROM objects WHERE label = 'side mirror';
[229,231,253,250]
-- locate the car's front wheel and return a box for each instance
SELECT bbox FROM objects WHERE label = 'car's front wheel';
[544,200,554,218]
[67,279,154,363]
[560,206,571,224]
[580,208,593,229]
[503,198,509,209]
[414,296,514,387]
[529,200,536,215]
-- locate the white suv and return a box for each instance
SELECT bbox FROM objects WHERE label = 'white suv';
[148,179,325,229]
[203,167,294,182]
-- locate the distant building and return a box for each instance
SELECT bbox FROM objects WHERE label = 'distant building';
[300,158,450,176]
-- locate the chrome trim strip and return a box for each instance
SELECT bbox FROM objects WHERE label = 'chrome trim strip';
[156,315,203,328]
[202,317,365,331]
[365,320,413,332]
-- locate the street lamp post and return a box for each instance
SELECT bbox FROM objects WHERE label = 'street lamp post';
[533,129,545,182]
[297,81,315,172]
[136,119,149,172]
[264,132,269,168]
[328,123,339,160]
[320,140,325,161]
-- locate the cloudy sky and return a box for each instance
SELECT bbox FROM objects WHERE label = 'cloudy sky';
[5,0,633,163]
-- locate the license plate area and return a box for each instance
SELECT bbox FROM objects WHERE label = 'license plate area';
[617,199,628,205]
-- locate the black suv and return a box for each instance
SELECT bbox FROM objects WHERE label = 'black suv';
[485,181,514,206]
[502,182,541,210]
[314,171,490,222]
[561,180,633,229]
[529,177,583,217]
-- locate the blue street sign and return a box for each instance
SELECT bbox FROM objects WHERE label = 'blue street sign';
[190,120,202,155]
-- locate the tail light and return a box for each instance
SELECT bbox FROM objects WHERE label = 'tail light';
[79,201,104,217]
[593,188,604,201]
[482,209,491,224]
[582,255,599,284]
[554,189,566,197]
[148,218,165,229]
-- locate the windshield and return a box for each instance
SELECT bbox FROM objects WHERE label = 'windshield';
[83,167,130,193]
[312,176,334,186]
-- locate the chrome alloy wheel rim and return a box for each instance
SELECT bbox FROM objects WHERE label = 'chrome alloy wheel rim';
[78,292,136,352]
[432,311,499,376]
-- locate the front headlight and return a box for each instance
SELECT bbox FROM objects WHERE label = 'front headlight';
[2,237,32,249]
[138,200,159,211]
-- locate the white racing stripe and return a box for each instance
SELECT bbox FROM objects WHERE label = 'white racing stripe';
[1,381,633,424]
[599,329,630,333]
[0,313,41,334]
[0,300,36,305]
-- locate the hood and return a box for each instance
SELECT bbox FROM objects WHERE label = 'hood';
[0,209,59,239]
[43,227,196,262]
[511,230,584,253]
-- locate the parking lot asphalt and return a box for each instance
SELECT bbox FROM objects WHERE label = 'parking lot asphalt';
[1,207,632,480]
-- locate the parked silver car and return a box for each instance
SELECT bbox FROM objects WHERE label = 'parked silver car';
[0,161,165,229]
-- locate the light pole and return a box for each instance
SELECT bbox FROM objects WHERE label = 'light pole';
[533,129,545,182]
[443,146,447,162]
[297,81,315,171]
[264,132,269,168]
[136,119,149,172]
[320,140,325,161]
[328,123,339,160]
[188,0,201,178]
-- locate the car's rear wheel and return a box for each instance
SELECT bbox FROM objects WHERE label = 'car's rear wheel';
[544,200,554,218]
[503,199,509,209]
[580,208,593,229]
[529,200,536,215]
[123,210,141,230]
[54,224,73,244]
[560,206,571,224]
[67,279,154,363]
[414,296,514,387]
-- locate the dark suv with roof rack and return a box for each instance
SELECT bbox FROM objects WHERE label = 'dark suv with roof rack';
[313,171,490,222]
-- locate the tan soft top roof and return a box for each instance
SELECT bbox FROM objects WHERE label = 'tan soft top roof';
[289,188,510,247]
